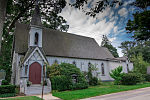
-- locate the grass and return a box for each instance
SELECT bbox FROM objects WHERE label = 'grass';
[52,82,150,100]
[1,96,42,100]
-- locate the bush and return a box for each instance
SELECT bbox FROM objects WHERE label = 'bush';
[1,80,9,85]
[48,63,88,91]
[69,82,88,90]
[0,93,16,98]
[136,73,145,83]
[145,74,150,82]
[0,85,16,94]
[109,66,124,85]
[89,77,98,86]
[51,75,72,91]
[121,73,141,85]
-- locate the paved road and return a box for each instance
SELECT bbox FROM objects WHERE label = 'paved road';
[81,87,150,100]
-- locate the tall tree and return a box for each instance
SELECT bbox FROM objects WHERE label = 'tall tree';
[126,10,150,41]
[126,0,150,41]
[119,41,136,57]
[0,0,8,54]
[119,41,150,63]
[101,35,119,58]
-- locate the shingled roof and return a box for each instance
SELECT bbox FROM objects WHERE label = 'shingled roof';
[14,22,114,60]
[30,5,42,27]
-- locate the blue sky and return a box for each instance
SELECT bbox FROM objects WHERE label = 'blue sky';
[60,0,136,57]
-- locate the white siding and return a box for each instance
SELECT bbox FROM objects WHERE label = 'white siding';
[46,56,133,81]
[29,27,42,47]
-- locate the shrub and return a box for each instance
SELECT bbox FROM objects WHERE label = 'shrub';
[89,77,98,86]
[121,73,140,85]
[69,82,88,90]
[136,73,145,83]
[1,80,9,85]
[27,81,32,87]
[145,74,150,82]
[87,64,100,86]
[131,53,150,74]
[48,63,88,91]
[0,93,16,98]
[109,66,124,85]
[0,85,16,94]
[50,75,72,91]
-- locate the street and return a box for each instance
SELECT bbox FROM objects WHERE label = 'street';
[81,87,150,100]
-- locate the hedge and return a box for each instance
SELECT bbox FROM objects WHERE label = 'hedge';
[1,80,9,85]
[0,93,16,98]
[0,85,16,94]
[121,73,144,85]
[51,75,72,91]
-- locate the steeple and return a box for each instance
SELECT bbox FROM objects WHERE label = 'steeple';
[31,1,42,27]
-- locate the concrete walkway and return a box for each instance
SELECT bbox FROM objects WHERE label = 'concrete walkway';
[35,93,61,100]
[81,87,150,100]
[0,93,60,100]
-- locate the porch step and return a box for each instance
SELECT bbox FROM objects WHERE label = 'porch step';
[25,85,51,95]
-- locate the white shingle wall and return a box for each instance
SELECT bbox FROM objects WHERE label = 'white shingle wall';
[46,56,133,81]
[13,53,133,84]
[11,52,21,85]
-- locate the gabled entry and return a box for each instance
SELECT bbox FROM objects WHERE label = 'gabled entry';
[29,62,41,84]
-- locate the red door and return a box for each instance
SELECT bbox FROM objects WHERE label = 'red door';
[29,62,42,84]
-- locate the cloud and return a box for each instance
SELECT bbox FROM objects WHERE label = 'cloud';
[113,26,118,33]
[59,1,131,57]
[118,8,128,17]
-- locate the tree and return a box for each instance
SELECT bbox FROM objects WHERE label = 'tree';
[131,53,150,74]
[101,35,119,57]
[119,41,136,57]
[131,0,150,10]
[119,41,150,63]
[126,10,150,41]
[126,0,150,41]
[71,0,123,17]
[0,0,8,54]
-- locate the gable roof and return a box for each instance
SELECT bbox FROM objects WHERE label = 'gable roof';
[14,22,114,60]
[22,46,48,65]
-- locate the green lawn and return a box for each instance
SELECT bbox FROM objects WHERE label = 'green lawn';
[2,96,41,100]
[52,82,150,100]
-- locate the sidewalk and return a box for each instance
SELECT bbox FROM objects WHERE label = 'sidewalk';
[35,93,61,100]
[0,93,61,100]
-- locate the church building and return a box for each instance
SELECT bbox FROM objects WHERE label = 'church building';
[11,4,133,94]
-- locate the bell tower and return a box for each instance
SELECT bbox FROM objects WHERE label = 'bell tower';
[29,1,42,47]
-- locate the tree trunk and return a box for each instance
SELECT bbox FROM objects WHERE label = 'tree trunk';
[0,0,8,54]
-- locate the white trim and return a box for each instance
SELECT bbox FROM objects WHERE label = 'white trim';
[23,47,48,65]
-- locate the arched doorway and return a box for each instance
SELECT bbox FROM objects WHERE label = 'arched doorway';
[29,62,42,84]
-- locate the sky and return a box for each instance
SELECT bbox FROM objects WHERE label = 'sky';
[59,0,136,57]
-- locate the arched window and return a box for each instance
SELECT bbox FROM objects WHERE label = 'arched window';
[127,64,129,72]
[34,32,39,45]
[101,63,105,75]
[54,60,58,64]
[88,62,91,67]
[73,61,76,66]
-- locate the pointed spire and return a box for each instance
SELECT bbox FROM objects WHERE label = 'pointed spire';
[31,0,42,27]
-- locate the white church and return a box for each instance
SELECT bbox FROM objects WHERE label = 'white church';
[11,4,133,94]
